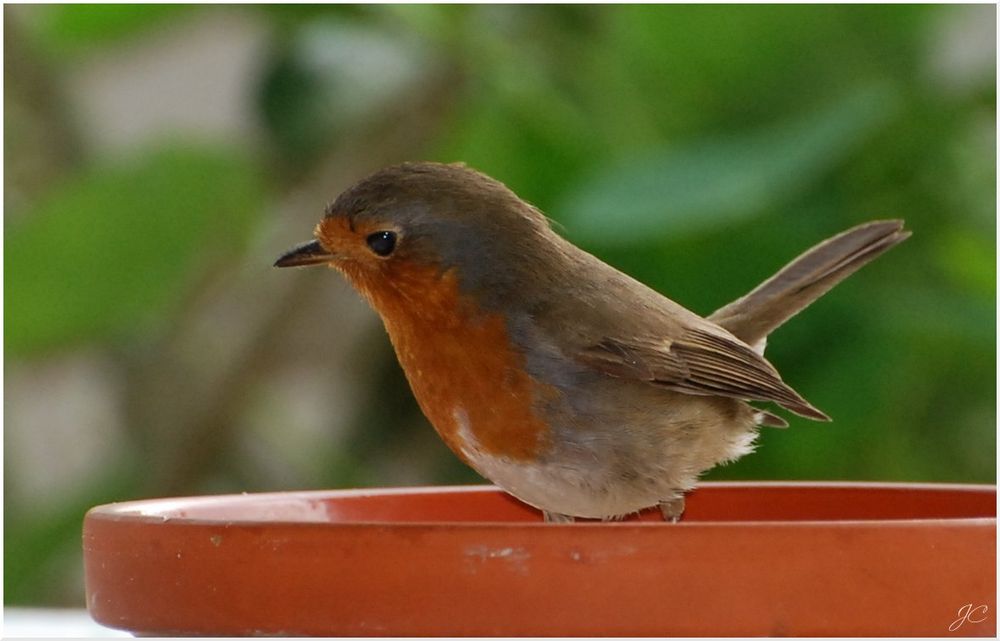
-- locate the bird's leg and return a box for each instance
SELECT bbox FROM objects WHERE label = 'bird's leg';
[658,496,686,523]
[543,511,575,523]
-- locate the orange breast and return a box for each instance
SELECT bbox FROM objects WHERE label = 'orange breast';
[344,263,552,463]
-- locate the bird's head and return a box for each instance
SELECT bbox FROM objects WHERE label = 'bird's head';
[275,162,564,318]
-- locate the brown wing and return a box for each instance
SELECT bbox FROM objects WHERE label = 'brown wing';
[576,325,829,421]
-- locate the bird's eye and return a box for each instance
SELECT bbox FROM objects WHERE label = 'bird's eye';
[366,231,397,257]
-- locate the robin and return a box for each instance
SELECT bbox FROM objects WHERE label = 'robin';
[275,161,909,523]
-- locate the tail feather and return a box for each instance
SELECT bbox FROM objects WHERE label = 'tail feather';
[710,220,910,349]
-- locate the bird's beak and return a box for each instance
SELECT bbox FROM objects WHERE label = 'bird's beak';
[273,240,336,268]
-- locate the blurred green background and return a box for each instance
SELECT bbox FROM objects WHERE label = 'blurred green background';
[5,4,995,606]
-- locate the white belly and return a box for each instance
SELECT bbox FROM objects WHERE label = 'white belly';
[451,407,759,519]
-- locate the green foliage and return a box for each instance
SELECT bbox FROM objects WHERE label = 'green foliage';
[556,85,899,244]
[260,19,437,168]
[4,466,142,604]
[5,146,264,356]
[23,4,192,58]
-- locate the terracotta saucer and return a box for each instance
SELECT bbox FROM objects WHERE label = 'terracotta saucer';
[83,481,996,636]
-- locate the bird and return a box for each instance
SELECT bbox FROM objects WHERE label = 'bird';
[275,161,909,523]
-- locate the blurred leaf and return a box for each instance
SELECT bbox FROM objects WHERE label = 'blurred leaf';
[4,465,142,604]
[430,7,602,206]
[935,229,996,297]
[256,4,367,28]
[5,146,264,357]
[23,4,193,58]
[556,85,900,245]
[260,19,437,165]
[598,5,932,135]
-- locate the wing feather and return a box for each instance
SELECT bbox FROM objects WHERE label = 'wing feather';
[575,326,829,421]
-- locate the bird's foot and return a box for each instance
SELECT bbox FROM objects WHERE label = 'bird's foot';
[658,497,686,523]
[543,511,575,523]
